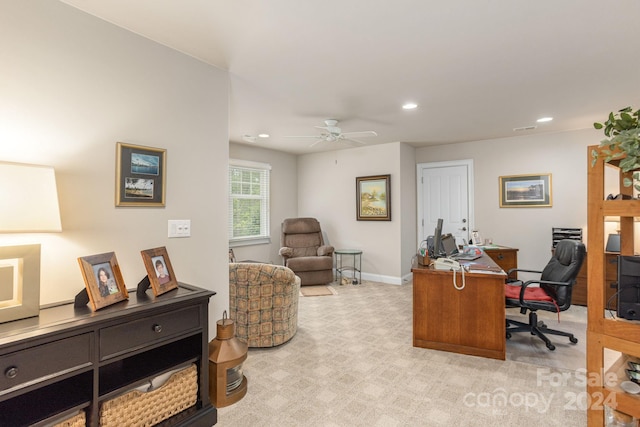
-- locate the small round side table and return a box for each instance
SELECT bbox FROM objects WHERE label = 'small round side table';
[334,249,363,284]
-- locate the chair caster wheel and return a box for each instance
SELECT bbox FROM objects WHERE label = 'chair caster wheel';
[547,344,556,351]
[570,337,578,344]
[506,332,511,339]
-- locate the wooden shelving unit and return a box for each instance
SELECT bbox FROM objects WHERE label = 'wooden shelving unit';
[587,145,640,425]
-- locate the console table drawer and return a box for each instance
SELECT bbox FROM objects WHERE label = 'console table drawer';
[100,306,201,360]
[0,333,92,392]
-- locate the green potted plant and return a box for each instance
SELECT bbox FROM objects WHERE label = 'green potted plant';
[592,106,640,190]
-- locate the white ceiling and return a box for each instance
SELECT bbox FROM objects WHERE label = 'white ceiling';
[60,0,640,154]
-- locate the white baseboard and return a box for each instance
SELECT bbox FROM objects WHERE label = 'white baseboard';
[333,269,413,286]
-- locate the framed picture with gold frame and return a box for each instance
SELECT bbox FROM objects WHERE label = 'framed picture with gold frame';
[499,173,552,208]
[356,174,391,221]
[77,252,128,311]
[116,142,166,207]
[141,246,178,296]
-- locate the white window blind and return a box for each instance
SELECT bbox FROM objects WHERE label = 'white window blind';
[228,159,271,245]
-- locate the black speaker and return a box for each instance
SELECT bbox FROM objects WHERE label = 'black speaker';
[617,256,640,321]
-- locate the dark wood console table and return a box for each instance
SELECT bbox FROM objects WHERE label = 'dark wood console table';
[412,254,506,360]
[0,283,217,427]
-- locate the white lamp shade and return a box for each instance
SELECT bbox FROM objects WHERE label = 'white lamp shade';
[0,162,62,232]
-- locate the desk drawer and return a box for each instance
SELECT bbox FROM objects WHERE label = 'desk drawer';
[99,306,201,360]
[0,333,92,392]
[486,250,517,272]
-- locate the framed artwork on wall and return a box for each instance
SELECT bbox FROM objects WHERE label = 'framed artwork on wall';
[77,252,128,311]
[141,246,178,296]
[356,174,391,221]
[116,142,166,207]
[499,173,552,207]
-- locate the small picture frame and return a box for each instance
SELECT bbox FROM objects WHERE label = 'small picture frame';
[141,247,178,296]
[116,142,166,207]
[77,252,128,311]
[499,173,552,208]
[356,174,391,221]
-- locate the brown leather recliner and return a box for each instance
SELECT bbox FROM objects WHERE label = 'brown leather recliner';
[279,217,334,286]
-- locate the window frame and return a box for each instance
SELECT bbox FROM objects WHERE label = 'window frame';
[228,159,271,247]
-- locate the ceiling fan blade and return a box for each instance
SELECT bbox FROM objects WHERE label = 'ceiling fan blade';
[309,138,325,147]
[284,135,323,138]
[344,137,367,145]
[341,131,377,138]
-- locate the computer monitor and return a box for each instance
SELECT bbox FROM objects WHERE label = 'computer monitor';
[432,218,443,258]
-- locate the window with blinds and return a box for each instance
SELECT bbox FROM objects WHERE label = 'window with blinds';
[228,160,271,245]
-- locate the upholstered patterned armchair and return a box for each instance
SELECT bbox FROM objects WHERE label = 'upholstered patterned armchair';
[279,217,334,286]
[229,262,300,347]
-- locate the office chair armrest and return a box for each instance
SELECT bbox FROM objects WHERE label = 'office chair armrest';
[536,279,573,287]
[519,278,572,290]
[514,278,572,305]
[505,268,542,281]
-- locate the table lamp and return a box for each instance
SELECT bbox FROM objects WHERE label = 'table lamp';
[0,161,62,323]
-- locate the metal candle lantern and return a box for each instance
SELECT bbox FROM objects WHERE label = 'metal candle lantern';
[208,311,248,407]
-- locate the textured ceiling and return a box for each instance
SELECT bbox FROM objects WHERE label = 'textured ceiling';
[60,0,640,154]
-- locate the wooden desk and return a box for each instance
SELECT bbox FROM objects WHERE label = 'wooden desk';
[412,254,506,360]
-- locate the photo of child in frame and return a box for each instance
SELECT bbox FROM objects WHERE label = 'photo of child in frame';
[152,256,171,285]
[141,247,178,297]
[94,263,118,297]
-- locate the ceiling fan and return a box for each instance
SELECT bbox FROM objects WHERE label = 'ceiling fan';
[286,119,377,147]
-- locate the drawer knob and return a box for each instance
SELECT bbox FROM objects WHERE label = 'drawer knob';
[497,254,504,260]
[5,367,18,379]
[153,324,162,333]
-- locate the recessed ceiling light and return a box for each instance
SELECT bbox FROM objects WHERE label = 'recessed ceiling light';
[537,117,553,123]
[258,133,270,138]
[402,102,418,110]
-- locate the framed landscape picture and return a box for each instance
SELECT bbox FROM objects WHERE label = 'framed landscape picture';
[141,246,178,296]
[116,142,166,207]
[499,173,552,207]
[77,252,128,311]
[356,174,391,221]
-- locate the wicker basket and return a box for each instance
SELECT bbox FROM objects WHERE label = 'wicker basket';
[51,410,86,427]
[99,364,197,427]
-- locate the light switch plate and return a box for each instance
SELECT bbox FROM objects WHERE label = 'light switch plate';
[168,219,191,238]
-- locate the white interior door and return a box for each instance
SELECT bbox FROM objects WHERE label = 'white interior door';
[417,160,474,248]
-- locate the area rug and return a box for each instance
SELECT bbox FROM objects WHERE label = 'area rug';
[300,285,337,297]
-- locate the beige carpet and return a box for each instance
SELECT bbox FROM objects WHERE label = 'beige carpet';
[300,285,337,297]
[218,280,587,426]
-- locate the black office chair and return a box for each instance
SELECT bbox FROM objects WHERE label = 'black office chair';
[505,239,586,351]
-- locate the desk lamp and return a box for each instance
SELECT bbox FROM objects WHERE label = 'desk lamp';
[0,161,62,323]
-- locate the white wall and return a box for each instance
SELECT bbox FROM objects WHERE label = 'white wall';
[400,143,417,281]
[229,142,298,264]
[1,1,229,335]
[416,128,599,270]
[297,142,409,283]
